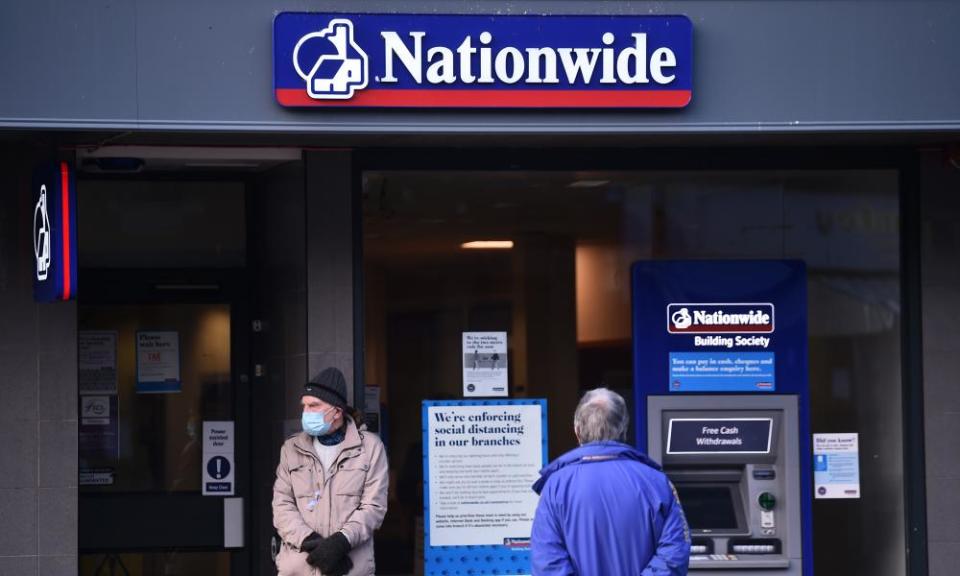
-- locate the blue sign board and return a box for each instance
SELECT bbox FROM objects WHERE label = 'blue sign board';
[669,351,776,392]
[32,162,77,302]
[422,399,548,576]
[274,13,692,108]
[633,261,807,400]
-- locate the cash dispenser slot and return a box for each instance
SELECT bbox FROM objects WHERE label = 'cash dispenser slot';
[690,538,715,555]
[728,538,782,555]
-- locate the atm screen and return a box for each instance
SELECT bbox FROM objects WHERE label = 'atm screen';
[675,485,740,531]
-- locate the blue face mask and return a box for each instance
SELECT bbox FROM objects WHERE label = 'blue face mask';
[302,408,333,436]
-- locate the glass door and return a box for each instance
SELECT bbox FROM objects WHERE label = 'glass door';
[77,278,250,576]
[75,176,252,576]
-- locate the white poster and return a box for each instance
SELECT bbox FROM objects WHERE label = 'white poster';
[427,403,543,546]
[202,421,235,496]
[813,432,860,499]
[462,332,508,397]
[136,331,181,393]
[79,331,118,395]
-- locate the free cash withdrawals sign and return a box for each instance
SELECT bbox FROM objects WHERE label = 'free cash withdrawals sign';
[274,13,692,108]
[423,399,547,575]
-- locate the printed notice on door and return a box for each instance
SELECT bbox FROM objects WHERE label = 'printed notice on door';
[462,332,508,397]
[136,331,181,393]
[79,331,118,395]
[425,401,544,547]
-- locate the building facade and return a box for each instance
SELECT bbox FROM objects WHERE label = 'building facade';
[1,1,959,575]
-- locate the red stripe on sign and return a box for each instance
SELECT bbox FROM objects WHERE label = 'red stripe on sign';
[60,162,70,300]
[671,325,774,334]
[276,88,691,108]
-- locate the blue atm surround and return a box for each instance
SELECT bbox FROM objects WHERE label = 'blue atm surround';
[632,260,811,576]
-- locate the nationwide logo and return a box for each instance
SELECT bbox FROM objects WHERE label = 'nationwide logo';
[274,13,692,108]
[33,184,51,281]
[667,303,775,334]
[293,19,368,99]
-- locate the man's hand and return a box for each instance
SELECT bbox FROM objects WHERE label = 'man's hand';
[327,553,353,576]
[300,532,322,552]
[306,532,351,573]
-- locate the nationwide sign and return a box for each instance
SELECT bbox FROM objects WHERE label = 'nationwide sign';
[33,162,77,302]
[667,303,775,334]
[273,13,692,108]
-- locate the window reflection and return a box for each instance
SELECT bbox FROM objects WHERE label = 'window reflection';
[363,170,902,576]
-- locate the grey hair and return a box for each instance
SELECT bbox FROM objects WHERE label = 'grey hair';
[574,388,629,444]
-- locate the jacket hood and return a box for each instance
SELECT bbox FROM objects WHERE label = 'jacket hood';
[532,441,662,495]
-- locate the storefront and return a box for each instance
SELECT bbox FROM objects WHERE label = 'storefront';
[1,2,959,576]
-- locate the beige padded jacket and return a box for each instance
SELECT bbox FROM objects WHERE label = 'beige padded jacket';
[273,419,389,576]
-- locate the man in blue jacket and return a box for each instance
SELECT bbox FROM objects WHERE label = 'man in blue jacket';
[531,388,690,575]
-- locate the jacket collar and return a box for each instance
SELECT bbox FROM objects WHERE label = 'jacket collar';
[531,441,662,494]
[293,417,364,462]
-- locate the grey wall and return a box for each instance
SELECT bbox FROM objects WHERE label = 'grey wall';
[0,149,78,575]
[305,151,355,398]
[1,1,959,134]
[921,151,960,576]
[249,151,356,575]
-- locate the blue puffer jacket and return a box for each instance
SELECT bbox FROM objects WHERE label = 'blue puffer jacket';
[531,441,690,576]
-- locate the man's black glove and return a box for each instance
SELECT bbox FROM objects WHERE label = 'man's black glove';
[327,553,353,576]
[306,532,351,573]
[300,532,322,552]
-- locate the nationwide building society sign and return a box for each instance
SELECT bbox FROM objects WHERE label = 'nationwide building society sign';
[273,13,692,108]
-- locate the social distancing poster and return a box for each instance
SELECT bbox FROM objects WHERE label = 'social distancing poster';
[422,399,546,574]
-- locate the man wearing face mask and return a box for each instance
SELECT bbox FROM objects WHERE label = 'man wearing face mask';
[273,367,389,576]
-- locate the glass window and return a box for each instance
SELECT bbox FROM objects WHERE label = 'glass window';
[78,303,232,493]
[363,169,902,576]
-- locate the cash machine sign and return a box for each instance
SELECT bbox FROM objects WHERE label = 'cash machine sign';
[667,418,773,454]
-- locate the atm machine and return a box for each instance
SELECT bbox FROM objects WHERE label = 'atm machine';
[648,395,802,574]
[632,261,812,576]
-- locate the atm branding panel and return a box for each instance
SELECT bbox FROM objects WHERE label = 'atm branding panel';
[667,303,775,334]
[667,418,773,454]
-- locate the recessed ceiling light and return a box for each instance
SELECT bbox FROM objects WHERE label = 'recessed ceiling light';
[184,162,261,168]
[461,240,514,250]
[567,180,610,188]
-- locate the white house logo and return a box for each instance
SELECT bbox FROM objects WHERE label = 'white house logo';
[670,307,693,330]
[33,184,51,281]
[293,19,368,100]
[667,303,775,334]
